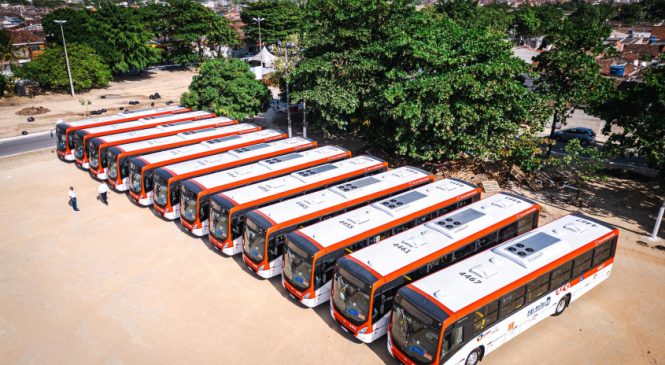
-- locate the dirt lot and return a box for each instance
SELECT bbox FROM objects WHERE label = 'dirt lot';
[0,149,664,364]
[0,69,196,138]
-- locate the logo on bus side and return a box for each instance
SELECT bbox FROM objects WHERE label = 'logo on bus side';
[527,296,551,317]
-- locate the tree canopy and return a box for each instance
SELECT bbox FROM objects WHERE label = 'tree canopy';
[594,67,665,174]
[16,43,112,92]
[240,1,304,46]
[43,4,158,74]
[292,0,546,161]
[181,58,271,120]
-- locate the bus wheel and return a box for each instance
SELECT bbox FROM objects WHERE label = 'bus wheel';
[553,295,570,316]
[465,348,482,365]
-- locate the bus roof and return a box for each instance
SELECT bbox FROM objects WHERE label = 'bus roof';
[113,123,254,153]
[410,213,616,313]
[348,193,539,278]
[189,145,350,190]
[251,166,432,225]
[78,119,156,134]
[60,106,189,128]
[95,112,221,143]
[297,179,479,249]
[163,137,314,176]
[218,156,387,206]
[135,130,283,165]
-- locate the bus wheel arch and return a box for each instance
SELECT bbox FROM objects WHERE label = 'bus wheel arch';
[465,347,483,365]
[553,294,571,316]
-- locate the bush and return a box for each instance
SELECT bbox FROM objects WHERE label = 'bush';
[181,58,271,120]
[16,43,112,92]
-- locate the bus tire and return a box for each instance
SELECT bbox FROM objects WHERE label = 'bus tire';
[465,348,482,365]
[553,295,570,316]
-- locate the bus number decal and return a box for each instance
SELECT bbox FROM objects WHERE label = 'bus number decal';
[555,283,571,295]
[393,243,411,254]
[459,272,482,284]
[340,221,354,229]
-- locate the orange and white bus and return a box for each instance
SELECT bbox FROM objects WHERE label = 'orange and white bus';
[282,179,481,308]
[152,137,317,220]
[387,214,618,365]
[106,123,259,190]
[73,112,215,169]
[330,193,540,343]
[241,167,434,279]
[209,156,388,256]
[128,130,286,206]
[180,146,352,236]
[87,112,222,179]
[56,105,190,161]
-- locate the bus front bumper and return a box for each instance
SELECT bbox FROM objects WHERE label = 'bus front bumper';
[220,236,243,256]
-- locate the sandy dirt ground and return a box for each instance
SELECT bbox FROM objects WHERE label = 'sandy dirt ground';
[0,69,196,138]
[0,149,664,365]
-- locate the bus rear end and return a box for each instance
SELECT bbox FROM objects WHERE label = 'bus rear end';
[282,179,481,308]
[107,123,260,191]
[128,130,286,206]
[241,167,434,279]
[55,105,190,161]
[208,156,389,256]
[330,193,540,343]
[152,138,317,220]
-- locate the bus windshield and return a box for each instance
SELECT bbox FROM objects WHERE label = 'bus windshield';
[180,188,197,222]
[283,239,312,290]
[332,267,371,325]
[107,150,119,179]
[391,297,441,364]
[73,132,85,159]
[244,219,266,263]
[56,126,67,151]
[88,141,100,168]
[153,175,169,207]
[129,163,142,193]
[209,203,229,242]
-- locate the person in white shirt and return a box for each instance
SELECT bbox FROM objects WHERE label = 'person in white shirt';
[68,186,79,211]
[97,182,109,205]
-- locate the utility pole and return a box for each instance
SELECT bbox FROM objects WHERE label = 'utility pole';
[651,200,665,240]
[252,17,265,49]
[302,98,307,138]
[284,43,291,137]
[54,20,75,97]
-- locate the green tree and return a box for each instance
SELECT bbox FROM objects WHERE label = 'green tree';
[140,0,238,64]
[553,139,606,200]
[593,67,665,174]
[435,0,514,34]
[0,29,18,71]
[181,58,271,120]
[240,1,304,46]
[293,0,546,161]
[535,4,614,157]
[43,4,158,74]
[16,43,112,92]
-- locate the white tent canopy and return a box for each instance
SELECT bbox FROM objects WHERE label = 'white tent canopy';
[245,47,276,68]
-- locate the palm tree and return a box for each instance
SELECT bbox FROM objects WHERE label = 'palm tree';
[0,29,19,73]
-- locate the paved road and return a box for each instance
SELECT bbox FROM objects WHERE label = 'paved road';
[0,132,55,158]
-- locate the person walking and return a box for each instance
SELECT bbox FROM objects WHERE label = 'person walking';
[68,186,79,211]
[97,182,109,205]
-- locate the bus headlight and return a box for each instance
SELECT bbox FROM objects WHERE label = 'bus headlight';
[358,327,368,334]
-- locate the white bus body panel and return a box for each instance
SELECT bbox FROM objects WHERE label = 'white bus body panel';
[256,257,282,279]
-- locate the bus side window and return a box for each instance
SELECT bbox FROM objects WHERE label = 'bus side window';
[592,239,613,266]
[498,222,518,242]
[473,300,499,334]
[526,273,549,303]
[457,198,472,208]
[321,253,338,284]
[498,286,526,319]
[550,261,573,289]
[476,232,499,251]
[453,243,475,261]
[572,249,594,277]
[517,213,535,235]
[231,216,243,239]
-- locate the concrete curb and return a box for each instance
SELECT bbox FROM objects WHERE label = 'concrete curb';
[0,130,52,143]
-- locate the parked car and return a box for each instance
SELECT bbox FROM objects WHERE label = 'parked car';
[553,127,596,145]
